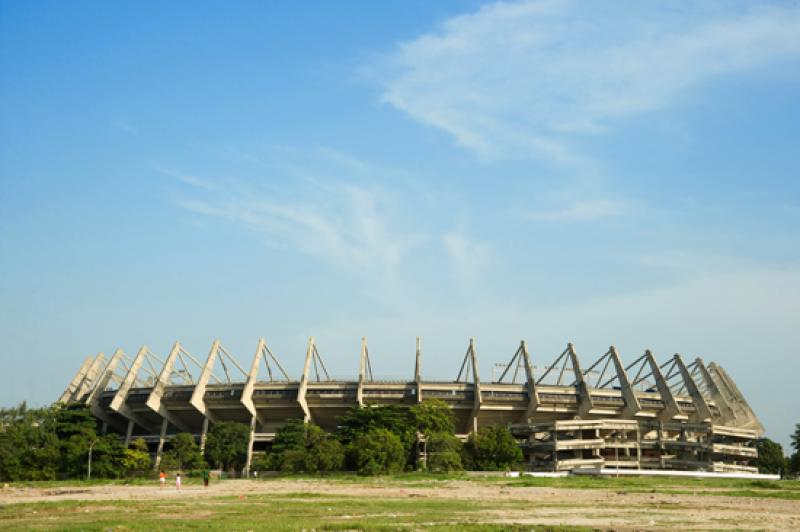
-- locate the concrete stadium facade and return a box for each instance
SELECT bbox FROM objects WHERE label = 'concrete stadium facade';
[59,337,764,473]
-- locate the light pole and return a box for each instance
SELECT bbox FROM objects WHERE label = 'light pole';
[87,438,98,481]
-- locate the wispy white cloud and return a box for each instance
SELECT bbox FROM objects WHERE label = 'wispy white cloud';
[172,147,502,296]
[181,181,416,280]
[374,0,800,162]
[518,198,627,221]
[156,165,217,191]
[442,229,492,281]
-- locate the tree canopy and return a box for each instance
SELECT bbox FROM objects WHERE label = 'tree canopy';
[204,421,250,471]
[754,437,786,475]
[462,425,522,471]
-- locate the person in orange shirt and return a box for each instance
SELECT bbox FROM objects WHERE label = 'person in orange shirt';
[159,471,166,489]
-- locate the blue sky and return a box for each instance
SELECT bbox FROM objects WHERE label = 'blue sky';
[1,1,798,449]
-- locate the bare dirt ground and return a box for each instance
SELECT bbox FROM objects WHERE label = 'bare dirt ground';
[2,479,799,530]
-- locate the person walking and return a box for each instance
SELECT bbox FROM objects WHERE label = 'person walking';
[159,471,166,489]
[202,468,209,488]
[175,472,182,490]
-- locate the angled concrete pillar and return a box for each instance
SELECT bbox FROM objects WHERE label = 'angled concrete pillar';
[243,415,257,477]
[707,362,764,433]
[241,338,265,423]
[145,342,193,432]
[297,337,314,422]
[86,348,128,433]
[672,354,713,422]
[693,357,736,423]
[124,419,135,447]
[87,349,124,406]
[609,346,641,417]
[468,338,482,433]
[642,350,681,422]
[567,344,593,418]
[200,416,209,452]
[110,345,158,433]
[73,352,106,402]
[154,418,169,470]
[414,337,423,403]
[357,337,368,406]
[521,340,540,420]
[58,356,93,403]
[189,340,222,422]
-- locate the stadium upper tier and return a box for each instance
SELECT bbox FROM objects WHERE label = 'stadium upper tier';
[59,337,763,443]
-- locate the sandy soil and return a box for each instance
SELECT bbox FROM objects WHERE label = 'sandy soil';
[2,479,799,530]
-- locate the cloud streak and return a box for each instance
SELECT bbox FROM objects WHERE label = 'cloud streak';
[375,0,800,162]
[518,198,627,221]
[180,181,416,281]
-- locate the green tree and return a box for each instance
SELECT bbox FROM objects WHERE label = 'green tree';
[754,438,785,474]
[267,419,306,469]
[410,399,461,472]
[204,421,250,471]
[302,424,344,473]
[789,452,800,476]
[122,438,152,475]
[349,428,406,475]
[54,403,99,478]
[410,399,455,435]
[0,404,59,481]
[87,435,127,479]
[462,426,522,471]
[789,423,800,476]
[424,431,463,472]
[336,405,417,470]
[336,405,415,446]
[266,420,344,473]
[163,433,205,471]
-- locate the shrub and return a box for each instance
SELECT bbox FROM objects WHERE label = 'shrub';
[462,425,522,471]
[411,399,456,435]
[162,433,205,472]
[755,437,785,475]
[349,428,406,475]
[204,421,250,471]
[424,432,463,472]
[304,425,344,472]
[279,449,307,473]
[267,420,344,473]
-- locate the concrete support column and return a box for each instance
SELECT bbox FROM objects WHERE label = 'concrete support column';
[608,346,641,417]
[189,340,221,420]
[74,353,106,402]
[124,420,135,447]
[200,416,209,452]
[567,344,592,418]
[414,337,422,403]
[145,343,193,433]
[357,337,367,406]
[297,337,314,422]
[673,354,713,422]
[154,419,169,470]
[241,339,265,419]
[468,338,482,433]
[243,415,256,477]
[694,357,736,423]
[57,356,93,404]
[521,341,539,420]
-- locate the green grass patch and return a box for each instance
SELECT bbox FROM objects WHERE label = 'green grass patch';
[0,493,587,531]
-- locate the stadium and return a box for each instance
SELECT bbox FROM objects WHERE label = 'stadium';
[60,337,763,474]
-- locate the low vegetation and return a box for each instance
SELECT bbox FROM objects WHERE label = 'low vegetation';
[3,400,799,481]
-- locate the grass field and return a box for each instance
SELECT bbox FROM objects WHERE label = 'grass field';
[2,474,799,530]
